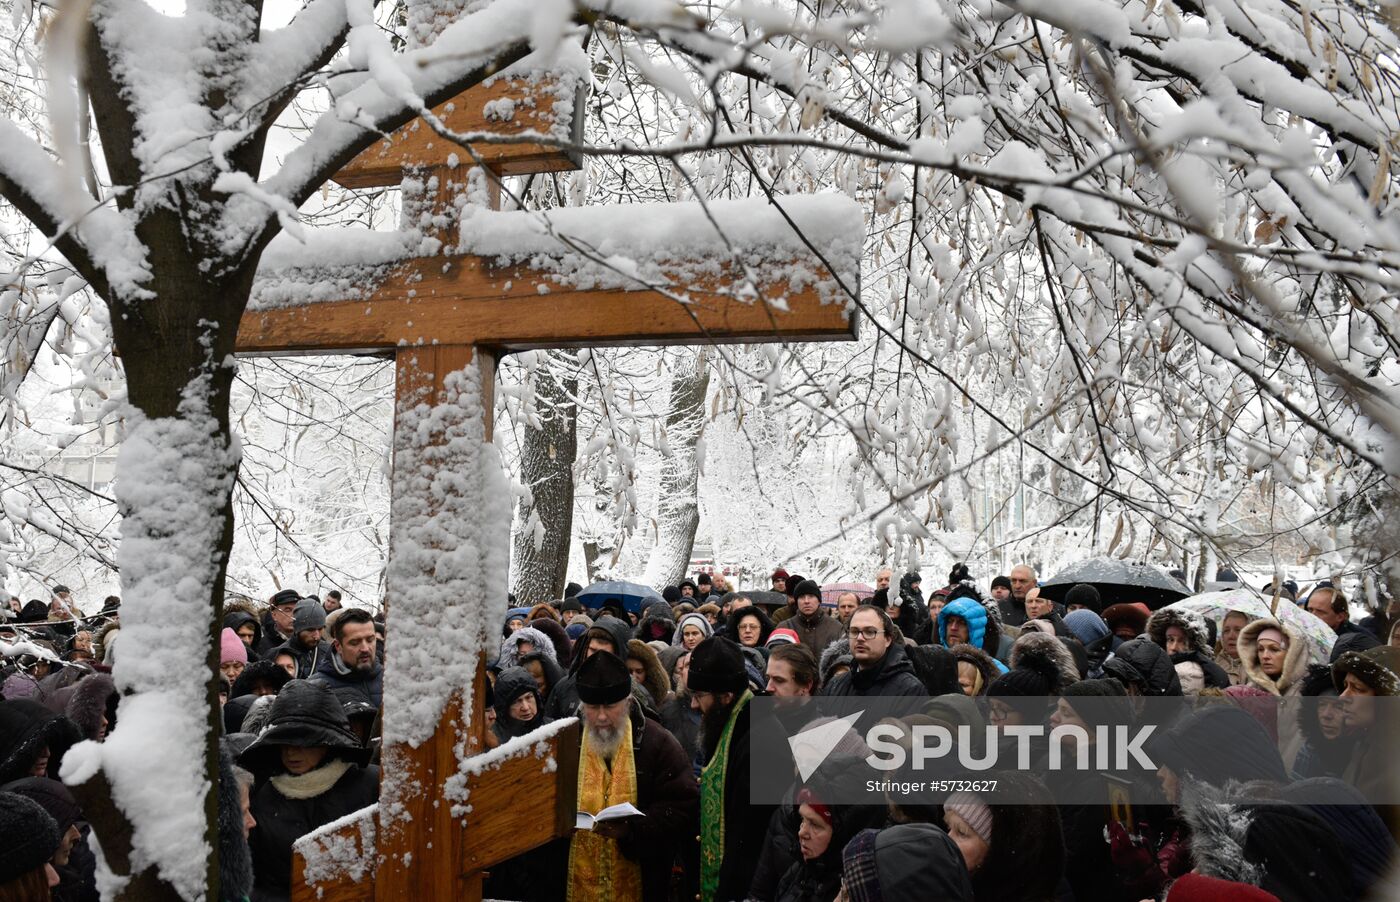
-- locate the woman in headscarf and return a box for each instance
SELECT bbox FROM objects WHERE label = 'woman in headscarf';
[1237,618,1311,767]
[671,612,712,651]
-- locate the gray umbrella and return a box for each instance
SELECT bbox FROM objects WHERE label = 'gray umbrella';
[1037,559,1191,610]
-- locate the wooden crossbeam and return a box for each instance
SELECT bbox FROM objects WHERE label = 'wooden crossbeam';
[238,255,854,355]
[333,76,583,188]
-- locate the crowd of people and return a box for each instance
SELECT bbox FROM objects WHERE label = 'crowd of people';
[0,566,1397,902]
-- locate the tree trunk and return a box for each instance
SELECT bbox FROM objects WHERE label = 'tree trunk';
[510,351,578,603]
[643,349,709,589]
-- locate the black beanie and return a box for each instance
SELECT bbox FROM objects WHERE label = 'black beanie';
[991,576,1012,592]
[560,598,584,614]
[576,651,633,705]
[988,668,1051,697]
[0,791,61,883]
[1064,584,1102,613]
[564,582,583,598]
[793,579,821,600]
[662,586,682,604]
[1061,678,1133,729]
[687,637,748,694]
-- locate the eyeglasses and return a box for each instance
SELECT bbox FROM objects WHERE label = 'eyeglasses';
[847,627,882,640]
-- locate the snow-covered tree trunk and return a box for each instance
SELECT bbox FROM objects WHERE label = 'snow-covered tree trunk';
[642,349,709,588]
[510,351,578,602]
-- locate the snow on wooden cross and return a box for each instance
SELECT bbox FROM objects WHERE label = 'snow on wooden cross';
[330,72,584,189]
[236,82,861,902]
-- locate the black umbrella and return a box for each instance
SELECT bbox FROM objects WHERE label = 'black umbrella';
[1037,559,1191,610]
[718,590,788,610]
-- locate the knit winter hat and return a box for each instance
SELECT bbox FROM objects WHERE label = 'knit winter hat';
[687,637,748,694]
[766,628,800,648]
[575,651,632,705]
[1331,645,1400,696]
[1064,609,1111,645]
[560,598,584,614]
[990,576,1012,592]
[944,792,992,844]
[220,627,248,664]
[0,790,61,883]
[987,668,1051,697]
[292,600,326,634]
[793,579,822,601]
[1064,584,1103,614]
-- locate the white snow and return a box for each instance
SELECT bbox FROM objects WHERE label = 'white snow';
[59,379,237,901]
[294,802,378,890]
[377,361,511,827]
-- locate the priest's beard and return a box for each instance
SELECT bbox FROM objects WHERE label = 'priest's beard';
[588,718,627,762]
[700,698,736,764]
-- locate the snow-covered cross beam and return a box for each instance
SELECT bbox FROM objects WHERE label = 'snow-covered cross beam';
[240,195,862,355]
[236,71,860,902]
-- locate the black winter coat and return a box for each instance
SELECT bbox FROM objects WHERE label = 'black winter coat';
[616,707,701,901]
[710,701,775,902]
[248,763,380,902]
[820,642,926,711]
[253,612,290,660]
[277,637,332,681]
[308,654,383,708]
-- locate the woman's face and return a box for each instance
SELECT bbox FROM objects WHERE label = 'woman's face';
[1165,626,1189,656]
[988,699,1022,728]
[737,616,761,647]
[627,657,647,684]
[1257,637,1287,678]
[674,653,690,689]
[221,660,245,682]
[796,803,833,861]
[281,745,329,776]
[509,692,538,723]
[1317,696,1346,740]
[944,810,990,873]
[1222,613,1248,657]
[682,624,704,649]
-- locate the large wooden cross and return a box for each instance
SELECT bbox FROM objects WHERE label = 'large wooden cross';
[237,60,859,902]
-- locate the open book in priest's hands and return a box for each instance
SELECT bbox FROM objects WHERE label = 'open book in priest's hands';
[575,802,644,830]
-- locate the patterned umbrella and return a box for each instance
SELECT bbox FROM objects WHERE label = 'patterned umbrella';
[821,582,875,605]
[1162,589,1335,665]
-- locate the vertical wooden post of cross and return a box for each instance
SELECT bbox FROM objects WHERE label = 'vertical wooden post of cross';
[374,343,495,901]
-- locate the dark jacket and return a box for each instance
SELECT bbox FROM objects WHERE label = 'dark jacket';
[247,763,380,902]
[615,705,701,902]
[254,610,290,659]
[544,616,633,720]
[726,605,776,651]
[772,759,884,902]
[308,652,383,709]
[1103,638,1183,696]
[999,593,1030,627]
[821,642,926,701]
[708,699,774,902]
[230,660,291,699]
[276,635,332,681]
[776,610,844,655]
[659,691,701,766]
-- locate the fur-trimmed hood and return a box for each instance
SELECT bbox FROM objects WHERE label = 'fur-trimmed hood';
[63,672,116,741]
[1147,607,1212,656]
[1238,618,1309,695]
[497,626,557,670]
[1331,644,1400,697]
[1008,631,1079,694]
[820,637,853,687]
[1180,781,1350,902]
[948,643,1004,695]
[626,639,671,707]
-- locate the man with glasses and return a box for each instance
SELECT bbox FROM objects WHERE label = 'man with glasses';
[821,606,925,701]
[255,588,301,658]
